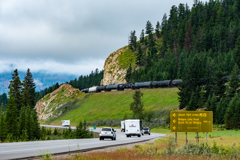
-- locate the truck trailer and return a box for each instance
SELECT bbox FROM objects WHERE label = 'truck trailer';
[61,120,70,127]
[125,119,142,137]
[121,121,125,132]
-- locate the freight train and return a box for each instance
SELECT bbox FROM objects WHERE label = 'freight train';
[80,75,240,93]
[80,79,183,93]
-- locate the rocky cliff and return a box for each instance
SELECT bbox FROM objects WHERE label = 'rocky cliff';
[34,84,84,121]
[101,46,135,85]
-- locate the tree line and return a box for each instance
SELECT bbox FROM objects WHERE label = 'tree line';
[126,0,240,82]
[40,120,93,140]
[0,69,40,142]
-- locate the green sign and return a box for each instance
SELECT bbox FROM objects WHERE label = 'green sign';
[93,126,96,130]
[170,111,213,133]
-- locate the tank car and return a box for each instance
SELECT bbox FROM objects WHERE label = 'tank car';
[155,80,172,87]
[81,88,89,93]
[105,84,119,91]
[89,86,97,92]
[133,82,152,89]
[96,86,106,92]
[171,79,183,87]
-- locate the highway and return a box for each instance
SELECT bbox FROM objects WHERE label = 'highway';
[0,125,167,160]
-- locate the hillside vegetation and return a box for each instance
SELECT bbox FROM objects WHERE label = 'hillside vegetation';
[43,87,179,126]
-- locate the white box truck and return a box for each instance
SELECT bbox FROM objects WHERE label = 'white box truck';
[121,121,125,132]
[61,120,70,127]
[125,119,142,137]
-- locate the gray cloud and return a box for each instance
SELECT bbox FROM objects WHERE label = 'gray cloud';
[0,0,201,75]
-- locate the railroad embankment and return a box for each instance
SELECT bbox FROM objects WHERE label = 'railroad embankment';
[36,86,179,126]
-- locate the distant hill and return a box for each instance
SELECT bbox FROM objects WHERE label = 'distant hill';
[0,71,76,94]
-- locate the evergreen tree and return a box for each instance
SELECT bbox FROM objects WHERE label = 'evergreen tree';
[198,87,206,108]
[140,29,145,43]
[136,44,143,66]
[227,63,240,98]
[8,69,22,115]
[18,106,26,137]
[155,21,160,38]
[23,69,36,108]
[225,92,240,129]
[213,68,227,100]
[216,97,227,124]
[22,81,31,109]
[31,108,40,139]
[0,103,7,142]
[129,30,137,50]
[186,91,198,111]
[130,90,144,119]
[145,21,153,35]
[6,69,22,138]
[206,94,217,123]
[53,128,58,135]
[234,35,240,67]
[125,64,132,82]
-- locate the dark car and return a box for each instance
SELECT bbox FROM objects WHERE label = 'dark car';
[142,127,150,135]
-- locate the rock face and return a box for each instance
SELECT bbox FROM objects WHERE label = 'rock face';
[34,84,81,121]
[101,47,128,85]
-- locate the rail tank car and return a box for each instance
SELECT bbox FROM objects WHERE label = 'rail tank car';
[89,86,97,92]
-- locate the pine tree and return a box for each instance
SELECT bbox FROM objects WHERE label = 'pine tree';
[6,69,22,139]
[234,35,240,67]
[23,69,36,108]
[31,108,40,139]
[213,68,227,100]
[22,81,31,109]
[8,69,22,115]
[233,93,240,129]
[186,88,199,111]
[216,97,227,124]
[0,103,7,142]
[140,29,145,43]
[228,63,240,98]
[198,87,206,108]
[206,94,217,123]
[25,105,33,140]
[125,64,132,82]
[130,90,144,119]
[145,21,153,35]
[155,21,160,38]
[53,128,58,135]
[18,106,26,137]
[136,45,143,66]
[225,92,240,129]
[129,30,137,50]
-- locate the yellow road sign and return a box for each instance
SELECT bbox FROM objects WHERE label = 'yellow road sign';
[170,111,213,132]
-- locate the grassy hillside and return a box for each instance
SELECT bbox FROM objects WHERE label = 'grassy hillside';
[46,87,179,126]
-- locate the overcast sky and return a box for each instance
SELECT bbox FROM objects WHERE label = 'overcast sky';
[0,0,202,76]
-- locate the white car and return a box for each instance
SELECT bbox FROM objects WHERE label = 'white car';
[99,128,116,140]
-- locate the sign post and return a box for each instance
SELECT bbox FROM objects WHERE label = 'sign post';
[93,126,96,138]
[170,111,213,144]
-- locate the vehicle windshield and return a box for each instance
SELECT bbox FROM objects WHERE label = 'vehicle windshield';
[143,128,149,130]
[102,128,111,131]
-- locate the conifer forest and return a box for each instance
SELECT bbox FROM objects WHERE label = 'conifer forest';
[126,0,240,129]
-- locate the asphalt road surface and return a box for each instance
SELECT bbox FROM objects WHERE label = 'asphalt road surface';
[0,125,167,160]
